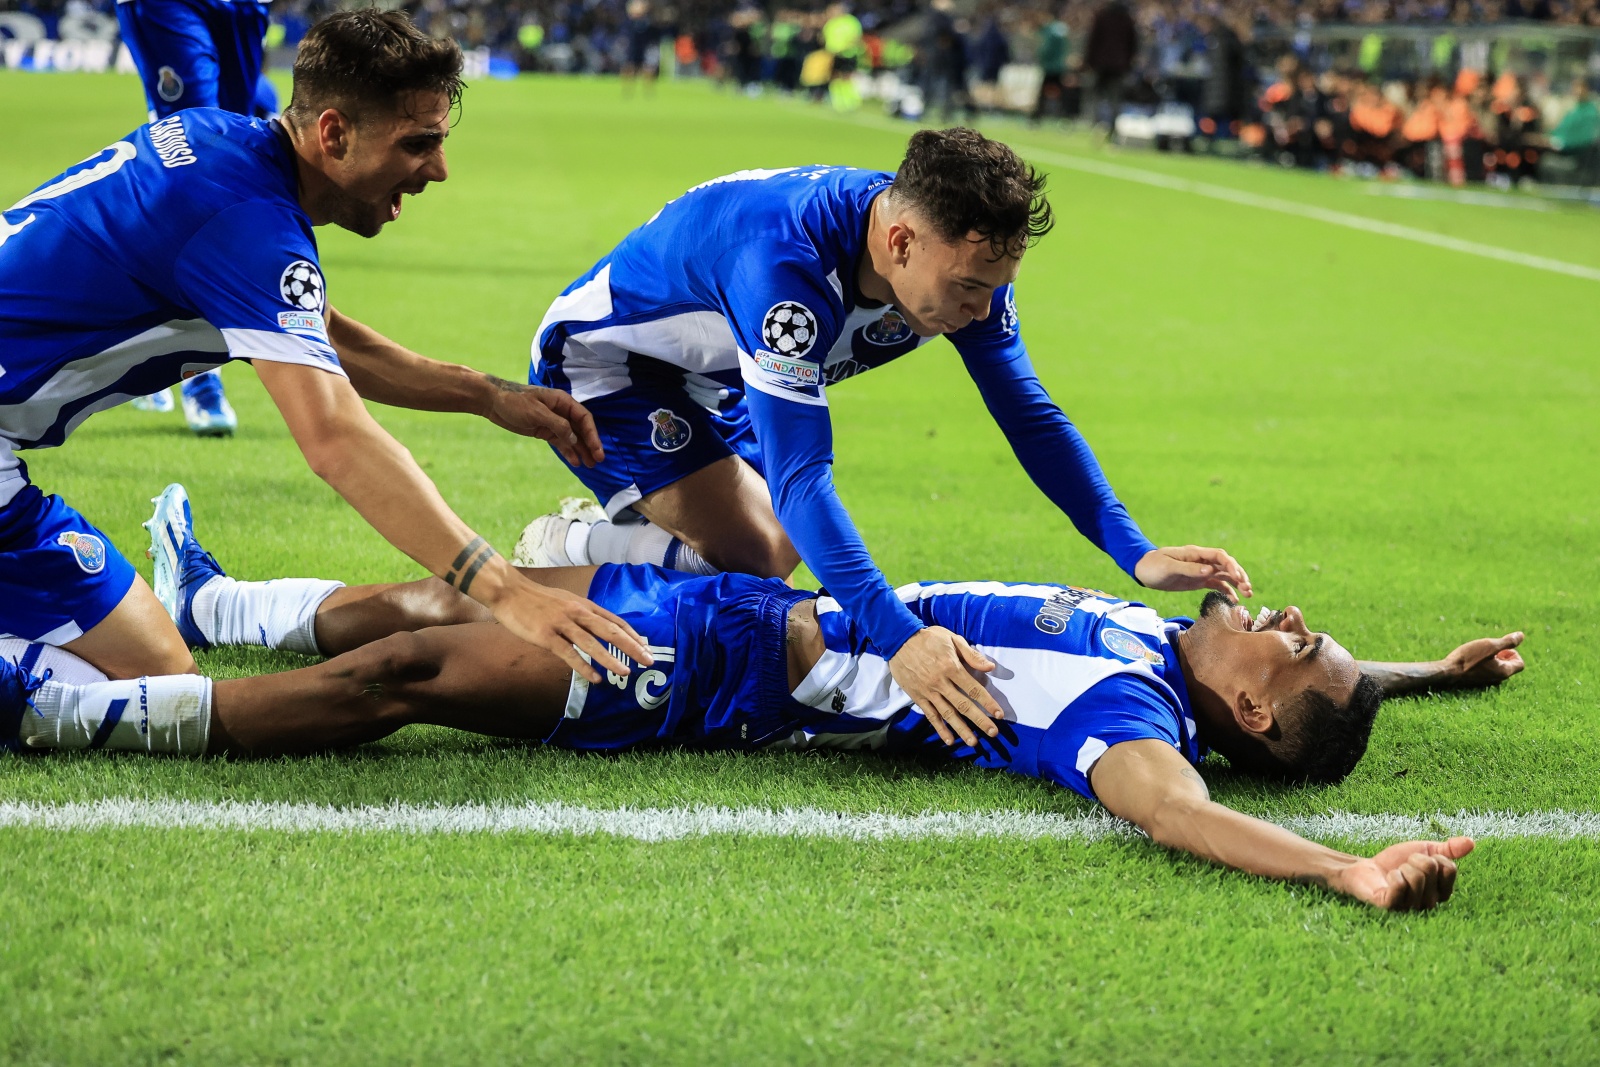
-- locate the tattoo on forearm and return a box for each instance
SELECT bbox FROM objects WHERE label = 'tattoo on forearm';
[1179,763,1211,801]
[443,536,497,595]
[486,374,531,395]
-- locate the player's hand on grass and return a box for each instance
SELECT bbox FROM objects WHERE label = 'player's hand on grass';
[483,379,606,468]
[488,569,653,684]
[1136,545,1252,600]
[1443,632,1526,689]
[890,626,1004,747]
[1329,837,1474,911]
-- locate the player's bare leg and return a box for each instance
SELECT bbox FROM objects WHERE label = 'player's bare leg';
[634,455,799,578]
[311,566,600,655]
[62,576,197,679]
[206,621,574,755]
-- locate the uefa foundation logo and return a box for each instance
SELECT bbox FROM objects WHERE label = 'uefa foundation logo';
[279,260,325,312]
[56,531,107,574]
[648,408,692,452]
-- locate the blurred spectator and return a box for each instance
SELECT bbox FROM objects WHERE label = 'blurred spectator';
[822,2,864,109]
[1197,12,1248,137]
[920,0,970,121]
[1031,6,1072,123]
[970,12,1010,111]
[1547,77,1600,180]
[1084,0,1138,127]
[621,0,660,92]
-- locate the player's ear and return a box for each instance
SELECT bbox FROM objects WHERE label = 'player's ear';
[1232,692,1274,737]
[887,218,914,265]
[318,109,353,160]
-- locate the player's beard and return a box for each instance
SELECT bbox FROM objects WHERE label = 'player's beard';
[1197,590,1234,620]
[323,183,390,238]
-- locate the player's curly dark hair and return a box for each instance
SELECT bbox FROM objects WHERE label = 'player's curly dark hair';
[285,9,464,126]
[1224,673,1384,786]
[887,128,1054,259]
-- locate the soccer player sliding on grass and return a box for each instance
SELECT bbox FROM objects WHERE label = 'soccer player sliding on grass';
[3,486,1524,912]
[0,10,646,688]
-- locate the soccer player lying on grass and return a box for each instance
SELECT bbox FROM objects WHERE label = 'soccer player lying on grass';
[3,487,1524,912]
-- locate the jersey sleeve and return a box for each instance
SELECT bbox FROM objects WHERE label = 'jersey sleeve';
[719,243,925,659]
[1035,673,1186,802]
[949,285,1155,580]
[171,200,345,375]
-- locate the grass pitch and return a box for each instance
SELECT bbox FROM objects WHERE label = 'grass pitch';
[2,71,1599,1064]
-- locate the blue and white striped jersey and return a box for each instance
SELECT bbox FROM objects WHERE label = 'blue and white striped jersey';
[0,109,343,505]
[531,166,1157,662]
[782,581,1199,800]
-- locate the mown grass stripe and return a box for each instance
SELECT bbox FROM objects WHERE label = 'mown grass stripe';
[2,800,1599,842]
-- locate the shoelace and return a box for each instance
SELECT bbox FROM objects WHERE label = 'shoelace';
[10,659,53,718]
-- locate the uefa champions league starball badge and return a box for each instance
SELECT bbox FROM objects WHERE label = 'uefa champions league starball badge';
[762,301,817,357]
[279,260,325,312]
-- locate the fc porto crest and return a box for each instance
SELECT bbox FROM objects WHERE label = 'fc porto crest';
[56,531,107,575]
[1101,627,1165,667]
[157,66,185,103]
[648,408,692,452]
[863,308,913,346]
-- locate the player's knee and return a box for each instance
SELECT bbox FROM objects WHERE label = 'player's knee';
[704,529,798,579]
[346,631,444,690]
[405,578,488,628]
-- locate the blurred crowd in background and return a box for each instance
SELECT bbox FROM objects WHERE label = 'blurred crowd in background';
[3,0,1597,186]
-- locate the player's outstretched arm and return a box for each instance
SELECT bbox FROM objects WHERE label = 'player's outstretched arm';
[1358,632,1526,697]
[1090,739,1471,911]
[324,306,604,467]
[253,358,649,683]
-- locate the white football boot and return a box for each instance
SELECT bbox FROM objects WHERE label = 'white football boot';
[131,388,176,413]
[180,370,237,437]
[511,497,607,567]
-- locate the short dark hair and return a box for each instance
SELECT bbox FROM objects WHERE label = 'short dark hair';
[888,128,1054,259]
[285,9,464,127]
[1224,673,1383,785]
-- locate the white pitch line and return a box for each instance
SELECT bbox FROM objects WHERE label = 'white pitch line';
[1013,144,1600,284]
[3,799,1600,843]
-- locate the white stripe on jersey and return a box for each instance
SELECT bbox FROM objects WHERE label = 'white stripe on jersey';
[0,442,23,509]
[790,584,1178,753]
[0,318,227,445]
[218,327,341,370]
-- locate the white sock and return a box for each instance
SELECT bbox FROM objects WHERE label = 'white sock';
[579,520,718,575]
[190,576,343,654]
[24,675,212,755]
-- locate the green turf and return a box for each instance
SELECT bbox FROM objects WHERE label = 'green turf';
[2,71,1598,1064]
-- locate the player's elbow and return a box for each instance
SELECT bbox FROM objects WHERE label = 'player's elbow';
[1140,793,1213,852]
[297,414,389,486]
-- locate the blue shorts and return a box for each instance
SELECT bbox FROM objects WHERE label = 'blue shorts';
[0,485,137,645]
[545,564,814,751]
[116,0,270,119]
[554,384,765,520]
